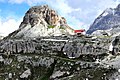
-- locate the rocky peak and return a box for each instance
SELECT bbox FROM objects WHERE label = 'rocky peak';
[116,4,120,11]
[7,5,74,39]
[20,5,67,29]
[86,4,120,34]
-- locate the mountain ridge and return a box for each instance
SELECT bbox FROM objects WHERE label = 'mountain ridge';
[87,4,120,34]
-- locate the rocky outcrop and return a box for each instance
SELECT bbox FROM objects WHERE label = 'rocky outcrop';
[87,4,120,34]
[0,36,109,59]
[9,5,74,39]
[21,5,67,28]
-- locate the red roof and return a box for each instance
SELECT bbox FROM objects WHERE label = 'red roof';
[74,29,85,33]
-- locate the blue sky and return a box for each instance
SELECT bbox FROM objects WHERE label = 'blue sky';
[0,0,120,36]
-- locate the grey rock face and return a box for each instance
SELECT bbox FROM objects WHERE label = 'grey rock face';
[21,5,66,27]
[63,40,108,58]
[87,4,120,34]
[0,36,108,59]
[109,36,120,55]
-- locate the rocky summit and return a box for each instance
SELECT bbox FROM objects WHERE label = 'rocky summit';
[10,5,74,39]
[87,4,120,35]
[1,5,120,80]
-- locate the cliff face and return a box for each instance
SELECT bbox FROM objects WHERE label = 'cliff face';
[0,36,109,58]
[87,4,120,34]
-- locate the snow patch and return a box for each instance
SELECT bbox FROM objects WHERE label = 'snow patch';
[68,56,76,59]
[109,43,113,51]
[115,78,119,80]
[8,73,12,79]
[118,69,120,72]
[85,78,89,80]
[42,39,68,42]
[102,12,109,17]
[64,52,67,55]
[102,8,115,16]
[95,59,100,63]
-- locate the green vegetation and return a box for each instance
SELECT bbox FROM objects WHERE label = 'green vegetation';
[48,25,55,28]
[59,26,65,30]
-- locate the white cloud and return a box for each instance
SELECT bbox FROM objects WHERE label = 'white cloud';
[8,0,25,4]
[0,18,22,36]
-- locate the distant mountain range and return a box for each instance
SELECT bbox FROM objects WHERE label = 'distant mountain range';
[87,4,120,34]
